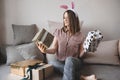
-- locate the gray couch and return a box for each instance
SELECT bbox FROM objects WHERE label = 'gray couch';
[0,23,120,80]
[0,40,120,80]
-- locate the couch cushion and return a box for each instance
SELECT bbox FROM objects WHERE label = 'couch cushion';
[83,40,120,65]
[16,42,44,60]
[12,24,37,45]
[6,46,24,65]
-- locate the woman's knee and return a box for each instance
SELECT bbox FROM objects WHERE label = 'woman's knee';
[49,60,64,73]
[65,57,81,69]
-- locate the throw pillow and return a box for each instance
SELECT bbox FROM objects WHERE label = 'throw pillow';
[16,42,44,60]
[6,46,25,65]
[48,20,63,34]
[12,24,37,45]
[83,40,120,65]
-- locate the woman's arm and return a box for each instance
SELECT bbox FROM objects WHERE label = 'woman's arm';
[36,36,58,54]
[79,43,85,58]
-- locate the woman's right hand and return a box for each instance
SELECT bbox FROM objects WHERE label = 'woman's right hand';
[35,42,46,53]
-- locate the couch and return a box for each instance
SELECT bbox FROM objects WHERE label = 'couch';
[0,39,120,80]
[0,22,120,80]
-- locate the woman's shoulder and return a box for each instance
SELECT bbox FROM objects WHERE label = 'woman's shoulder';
[54,28,62,33]
[75,31,84,37]
[73,31,85,41]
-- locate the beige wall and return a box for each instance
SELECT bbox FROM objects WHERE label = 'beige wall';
[1,0,120,44]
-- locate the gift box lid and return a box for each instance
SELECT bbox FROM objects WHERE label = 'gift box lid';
[10,59,42,68]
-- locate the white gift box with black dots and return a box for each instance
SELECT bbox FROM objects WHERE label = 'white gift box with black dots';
[83,30,103,53]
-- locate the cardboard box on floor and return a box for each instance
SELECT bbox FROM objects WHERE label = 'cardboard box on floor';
[33,64,54,80]
[26,64,54,80]
[10,59,42,77]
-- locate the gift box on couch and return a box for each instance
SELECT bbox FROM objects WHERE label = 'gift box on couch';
[10,59,42,77]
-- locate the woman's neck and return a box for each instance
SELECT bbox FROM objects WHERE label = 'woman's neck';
[65,26,72,36]
[66,30,72,36]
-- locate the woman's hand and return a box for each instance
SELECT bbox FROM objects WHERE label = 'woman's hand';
[36,42,46,53]
[35,37,58,54]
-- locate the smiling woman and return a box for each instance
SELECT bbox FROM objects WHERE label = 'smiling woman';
[36,9,85,80]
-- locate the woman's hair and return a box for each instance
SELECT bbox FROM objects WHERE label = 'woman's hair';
[62,10,81,35]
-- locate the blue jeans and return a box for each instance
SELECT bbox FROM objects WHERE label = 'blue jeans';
[48,57,83,80]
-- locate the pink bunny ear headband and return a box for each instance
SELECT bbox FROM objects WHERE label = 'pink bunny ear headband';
[60,0,78,17]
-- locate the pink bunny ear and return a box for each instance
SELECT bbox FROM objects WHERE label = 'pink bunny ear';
[71,1,74,9]
[60,5,68,9]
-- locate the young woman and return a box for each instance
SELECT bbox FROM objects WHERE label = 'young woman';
[36,10,95,80]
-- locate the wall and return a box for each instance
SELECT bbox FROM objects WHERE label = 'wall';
[2,0,120,44]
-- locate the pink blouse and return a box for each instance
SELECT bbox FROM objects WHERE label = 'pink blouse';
[53,29,84,61]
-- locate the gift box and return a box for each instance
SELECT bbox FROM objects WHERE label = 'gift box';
[83,30,103,52]
[10,59,42,77]
[25,64,54,80]
[32,28,54,49]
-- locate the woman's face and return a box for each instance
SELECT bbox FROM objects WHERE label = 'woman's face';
[63,12,70,27]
